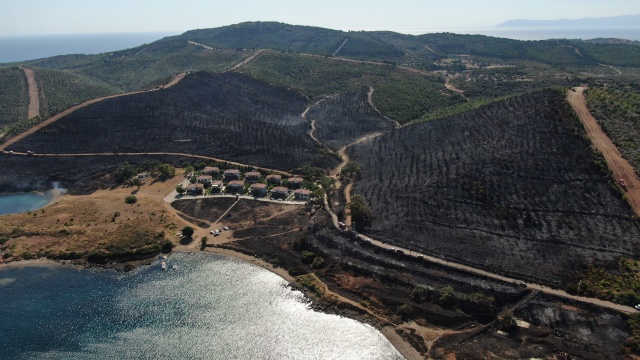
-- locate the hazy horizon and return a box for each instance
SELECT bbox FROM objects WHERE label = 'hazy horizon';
[2,0,640,37]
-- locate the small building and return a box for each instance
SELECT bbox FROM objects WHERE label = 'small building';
[271,186,289,199]
[210,180,223,193]
[186,183,204,195]
[250,183,268,197]
[294,189,312,202]
[266,174,282,184]
[245,171,262,183]
[202,166,220,176]
[224,169,241,180]
[196,175,213,185]
[227,180,245,194]
[288,177,304,188]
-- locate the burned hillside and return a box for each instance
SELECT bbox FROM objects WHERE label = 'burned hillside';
[306,87,394,150]
[8,72,338,172]
[347,90,640,286]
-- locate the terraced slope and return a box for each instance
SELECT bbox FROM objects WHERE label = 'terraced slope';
[348,90,640,285]
[0,67,28,126]
[34,68,122,118]
[10,72,339,171]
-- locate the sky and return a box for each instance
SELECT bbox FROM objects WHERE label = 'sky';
[2,0,640,36]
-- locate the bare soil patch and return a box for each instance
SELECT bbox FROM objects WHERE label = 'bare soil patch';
[0,172,190,265]
[20,67,40,119]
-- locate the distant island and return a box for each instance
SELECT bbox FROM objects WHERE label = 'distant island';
[497,14,640,27]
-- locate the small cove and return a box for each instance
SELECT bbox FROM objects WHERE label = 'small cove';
[0,252,404,359]
[0,190,57,215]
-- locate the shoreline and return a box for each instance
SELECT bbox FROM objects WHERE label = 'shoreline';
[0,188,66,214]
[0,248,422,360]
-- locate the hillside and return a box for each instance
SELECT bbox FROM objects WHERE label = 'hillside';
[1,21,639,133]
[34,68,122,119]
[306,87,393,150]
[0,67,28,125]
[347,90,640,286]
[8,72,338,171]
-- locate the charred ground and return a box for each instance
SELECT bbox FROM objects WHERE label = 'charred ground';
[8,72,338,172]
[347,90,640,286]
[306,87,393,150]
[175,197,632,359]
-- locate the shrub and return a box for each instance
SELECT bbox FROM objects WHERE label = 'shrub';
[181,226,195,238]
[125,195,137,204]
[311,256,325,269]
[161,240,174,253]
[397,304,414,318]
[301,250,315,264]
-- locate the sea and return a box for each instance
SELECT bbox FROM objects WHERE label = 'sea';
[0,252,403,359]
[0,32,178,63]
[0,191,56,215]
[1,27,639,64]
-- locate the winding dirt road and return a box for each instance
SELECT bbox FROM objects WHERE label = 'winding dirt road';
[20,67,40,119]
[568,87,640,216]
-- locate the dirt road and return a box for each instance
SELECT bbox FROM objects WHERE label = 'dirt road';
[361,236,636,315]
[444,77,465,97]
[0,73,186,151]
[332,38,348,56]
[6,151,292,176]
[331,132,384,226]
[187,41,214,50]
[367,86,400,128]
[229,49,266,71]
[20,67,40,119]
[568,87,640,216]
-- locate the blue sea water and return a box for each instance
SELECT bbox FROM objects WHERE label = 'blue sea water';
[0,32,178,64]
[0,191,56,215]
[0,252,403,360]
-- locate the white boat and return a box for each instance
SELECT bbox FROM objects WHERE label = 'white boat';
[161,261,166,270]
[172,265,177,270]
